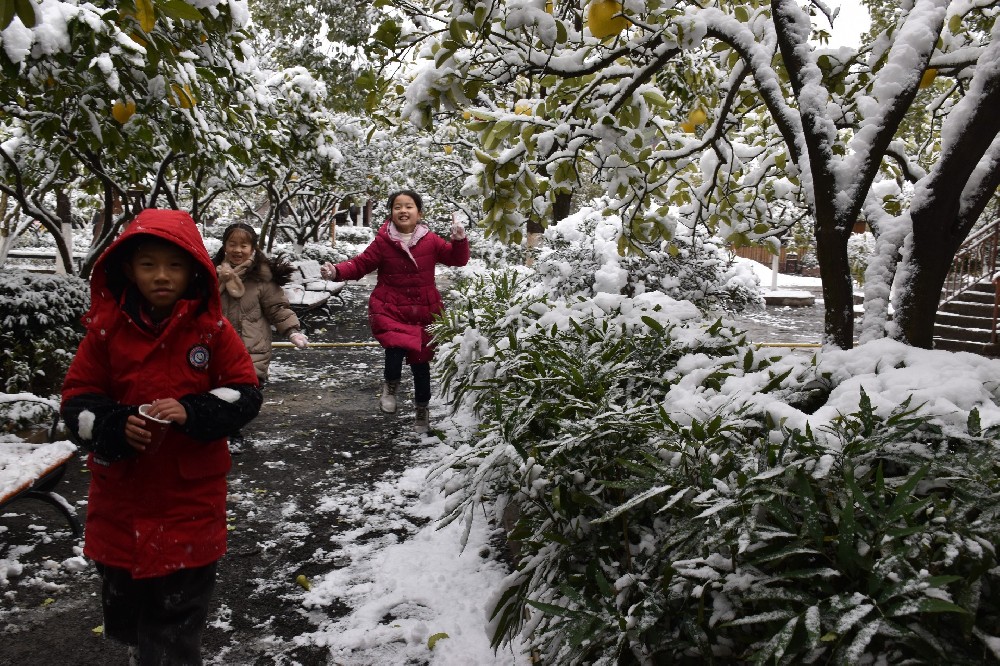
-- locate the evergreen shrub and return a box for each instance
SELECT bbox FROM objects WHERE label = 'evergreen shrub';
[0,271,88,397]
[432,269,1000,664]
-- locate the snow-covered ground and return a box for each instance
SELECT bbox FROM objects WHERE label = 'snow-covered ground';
[7,249,997,664]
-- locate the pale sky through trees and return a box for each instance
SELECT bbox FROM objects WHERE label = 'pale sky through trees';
[828,0,873,47]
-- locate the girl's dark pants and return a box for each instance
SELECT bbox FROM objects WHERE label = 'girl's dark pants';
[384,347,431,404]
[96,561,217,665]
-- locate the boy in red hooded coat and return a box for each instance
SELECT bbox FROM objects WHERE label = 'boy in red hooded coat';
[61,208,261,664]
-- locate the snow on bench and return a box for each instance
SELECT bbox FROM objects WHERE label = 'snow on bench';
[0,393,81,537]
[282,283,331,313]
[283,259,346,314]
[294,259,345,295]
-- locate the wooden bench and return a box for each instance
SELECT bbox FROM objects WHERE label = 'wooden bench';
[5,249,84,274]
[283,259,346,315]
[0,394,82,537]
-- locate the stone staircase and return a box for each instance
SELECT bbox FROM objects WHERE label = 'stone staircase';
[932,218,1000,357]
[934,280,1000,356]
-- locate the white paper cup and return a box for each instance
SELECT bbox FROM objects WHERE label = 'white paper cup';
[138,403,172,454]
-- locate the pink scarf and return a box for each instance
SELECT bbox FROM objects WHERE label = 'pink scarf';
[387,223,429,267]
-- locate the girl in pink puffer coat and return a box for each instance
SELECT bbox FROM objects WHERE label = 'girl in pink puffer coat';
[321,190,469,433]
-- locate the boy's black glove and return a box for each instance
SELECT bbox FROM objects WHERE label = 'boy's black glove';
[178,383,263,441]
[61,394,140,463]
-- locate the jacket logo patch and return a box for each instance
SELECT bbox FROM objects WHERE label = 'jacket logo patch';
[188,344,210,370]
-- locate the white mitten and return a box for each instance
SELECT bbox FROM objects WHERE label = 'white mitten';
[450,218,467,241]
[289,332,308,349]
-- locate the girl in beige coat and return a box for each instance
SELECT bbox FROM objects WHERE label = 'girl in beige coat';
[214,223,307,448]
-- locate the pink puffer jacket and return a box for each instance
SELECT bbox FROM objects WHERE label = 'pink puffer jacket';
[334,221,469,364]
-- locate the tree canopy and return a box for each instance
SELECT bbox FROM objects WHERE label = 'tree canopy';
[368,0,1000,348]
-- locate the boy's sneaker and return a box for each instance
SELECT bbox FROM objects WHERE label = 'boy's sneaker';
[380,381,399,414]
[414,404,429,434]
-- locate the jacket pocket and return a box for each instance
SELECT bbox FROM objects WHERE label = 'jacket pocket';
[177,440,231,480]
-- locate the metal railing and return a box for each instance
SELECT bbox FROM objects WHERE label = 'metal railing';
[994,277,1000,344]
[938,218,1000,346]
[940,218,1000,305]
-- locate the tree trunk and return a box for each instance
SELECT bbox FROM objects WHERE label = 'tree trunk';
[892,257,951,349]
[815,222,854,348]
[54,187,75,276]
[894,210,965,348]
[552,191,572,223]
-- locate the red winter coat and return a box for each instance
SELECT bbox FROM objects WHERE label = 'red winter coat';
[335,221,470,364]
[61,209,259,578]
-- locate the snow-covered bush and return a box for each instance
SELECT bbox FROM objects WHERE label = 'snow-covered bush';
[848,232,876,286]
[333,225,375,246]
[533,208,761,313]
[632,395,1000,663]
[0,272,88,396]
[432,268,1000,664]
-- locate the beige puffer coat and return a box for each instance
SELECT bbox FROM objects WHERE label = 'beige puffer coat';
[219,262,300,381]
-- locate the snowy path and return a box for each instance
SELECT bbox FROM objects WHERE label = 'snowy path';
[1,285,526,665]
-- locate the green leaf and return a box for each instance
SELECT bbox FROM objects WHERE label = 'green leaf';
[526,599,581,618]
[13,0,34,28]
[836,496,859,572]
[2,0,18,29]
[967,407,981,437]
[448,18,465,43]
[587,559,613,597]
[640,315,664,334]
[885,465,929,521]
[795,471,824,547]
[760,367,793,393]
[373,19,401,49]
[160,0,204,21]
[889,597,970,617]
[427,632,449,649]
[592,484,673,524]
[434,44,454,69]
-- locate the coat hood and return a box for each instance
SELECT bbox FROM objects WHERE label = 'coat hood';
[86,209,221,329]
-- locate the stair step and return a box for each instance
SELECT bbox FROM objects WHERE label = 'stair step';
[936,312,996,329]
[968,281,997,295]
[933,337,1000,357]
[934,324,996,344]
[937,300,996,317]
[950,289,996,305]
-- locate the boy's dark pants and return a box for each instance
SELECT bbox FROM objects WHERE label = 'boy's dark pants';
[95,561,217,665]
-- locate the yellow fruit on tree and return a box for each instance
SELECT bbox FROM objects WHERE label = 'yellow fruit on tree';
[919,68,937,89]
[680,121,696,134]
[462,110,472,120]
[112,100,136,124]
[588,0,629,40]
[688,108,707,125]
[444,145,454,154]
[545,1,553,13]
[170,83,196,109]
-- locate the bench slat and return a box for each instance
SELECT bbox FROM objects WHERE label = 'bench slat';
[0,440,77,502]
